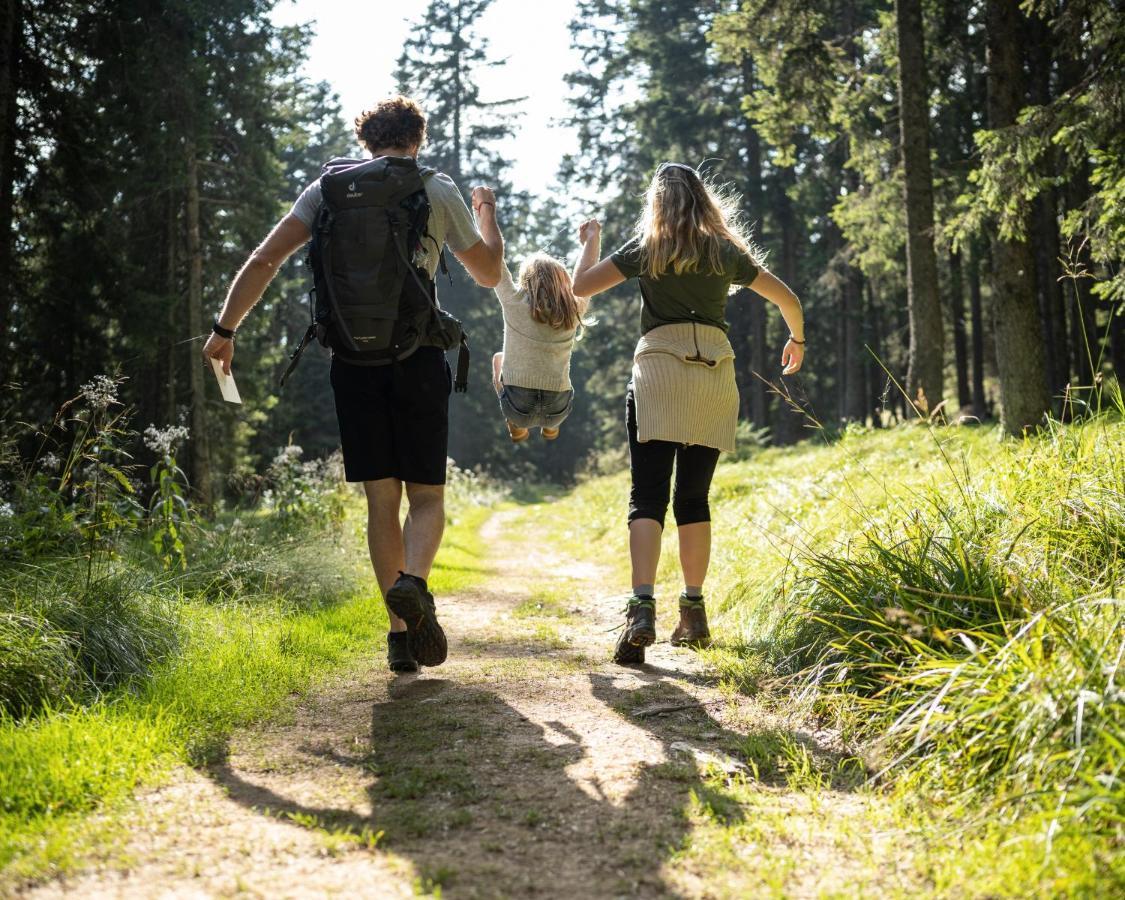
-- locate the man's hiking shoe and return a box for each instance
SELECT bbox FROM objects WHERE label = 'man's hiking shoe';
[542,426,560,440]
[387,631,419,673]
[613,596,656,665]
[671,595,711,648]
[386,573,448,667]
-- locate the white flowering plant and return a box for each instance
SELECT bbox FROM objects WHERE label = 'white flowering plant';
[0,375,143,568]
[264,444,347,525]
[144,424,193,570]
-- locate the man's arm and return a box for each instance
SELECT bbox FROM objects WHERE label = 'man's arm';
[202,214,311,374]
[452,186,503,289]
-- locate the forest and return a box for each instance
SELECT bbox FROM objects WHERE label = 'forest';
[1,0,1121,487]
[1,0,1122,896]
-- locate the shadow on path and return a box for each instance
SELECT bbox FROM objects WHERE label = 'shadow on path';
[204,660,863,898]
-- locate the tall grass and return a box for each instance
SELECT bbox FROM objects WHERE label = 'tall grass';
[764,409,1124,839]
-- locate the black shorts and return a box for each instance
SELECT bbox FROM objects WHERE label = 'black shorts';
[330,348,451,484]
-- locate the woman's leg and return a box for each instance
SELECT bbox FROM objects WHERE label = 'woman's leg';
[677,522,711,588]
[670,444,721,648]
[672,444,721,589]
[626,389,676,593]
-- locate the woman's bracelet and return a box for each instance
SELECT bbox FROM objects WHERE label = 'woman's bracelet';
[788,335,806,345]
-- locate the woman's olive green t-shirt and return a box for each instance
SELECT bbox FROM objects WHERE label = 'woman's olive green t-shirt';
[609,237,760,335]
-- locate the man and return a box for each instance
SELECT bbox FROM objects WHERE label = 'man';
[202,95,504,673]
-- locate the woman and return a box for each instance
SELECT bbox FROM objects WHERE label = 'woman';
[572,162,806,664]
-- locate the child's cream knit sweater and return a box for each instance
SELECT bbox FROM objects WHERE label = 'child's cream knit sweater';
[495,265,582,393]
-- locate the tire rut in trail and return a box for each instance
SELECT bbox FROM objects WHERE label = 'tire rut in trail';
[30,508,872,899]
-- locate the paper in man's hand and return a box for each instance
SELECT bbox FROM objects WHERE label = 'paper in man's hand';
[209,357,243,404]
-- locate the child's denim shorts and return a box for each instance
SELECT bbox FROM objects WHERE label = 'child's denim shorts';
[498,382,574,429]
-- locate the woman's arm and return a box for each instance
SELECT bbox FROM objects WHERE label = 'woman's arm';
[572,219,626,298]
[747,269,806,374]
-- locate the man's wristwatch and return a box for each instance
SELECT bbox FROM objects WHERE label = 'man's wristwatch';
[212,320,237,340]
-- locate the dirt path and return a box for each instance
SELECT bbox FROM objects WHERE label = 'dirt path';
[30,508,878,899]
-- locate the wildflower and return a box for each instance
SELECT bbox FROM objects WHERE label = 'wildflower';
[144,424,190,457]
[272,444,304,467]
[79,375,121,409]
[40,452,61,473]
[0,502,13,518]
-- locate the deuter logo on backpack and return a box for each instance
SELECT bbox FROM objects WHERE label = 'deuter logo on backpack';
[346,180,362,199]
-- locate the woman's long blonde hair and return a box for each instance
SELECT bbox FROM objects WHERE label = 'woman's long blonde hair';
[518,252,589,332]
[635,162,762,278]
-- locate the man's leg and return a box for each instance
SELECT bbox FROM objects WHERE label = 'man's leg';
[363,478,407,632]
[403,482,445,580]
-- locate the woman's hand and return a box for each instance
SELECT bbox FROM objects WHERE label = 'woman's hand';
[781,338,804,375]
[202,333,234,376]
[578,218,601,244]
[472,185,496,215]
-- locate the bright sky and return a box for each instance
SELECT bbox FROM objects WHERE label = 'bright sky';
[269,0,582,193]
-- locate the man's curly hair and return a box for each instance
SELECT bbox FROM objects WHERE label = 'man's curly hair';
[354,96,427,155]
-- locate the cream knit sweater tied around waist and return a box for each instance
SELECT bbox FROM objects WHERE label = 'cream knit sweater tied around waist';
[632,322,740,453]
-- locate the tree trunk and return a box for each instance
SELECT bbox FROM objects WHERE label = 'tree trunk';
[1110,305,1125,382]
[772,165,802,444]
[0,0,19,378]
[986,0,1050,434]
[743,56,768,431]
[1026,18,1069,407]
[967,240,987,417]
[163,186,179,426]
[948,250,971,410]
[842,168,866,423]
[895,0,944,418]
[866,280,885,426]
[185,143,212,504]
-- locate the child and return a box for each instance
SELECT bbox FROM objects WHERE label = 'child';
[478,199,592,442]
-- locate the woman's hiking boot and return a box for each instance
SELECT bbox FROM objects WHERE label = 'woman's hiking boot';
[386,573,448,667]
[386,631,418,673]
[613,596,656,665]
[670,594,711,648]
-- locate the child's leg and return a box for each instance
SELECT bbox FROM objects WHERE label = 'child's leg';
[491,352,503,394]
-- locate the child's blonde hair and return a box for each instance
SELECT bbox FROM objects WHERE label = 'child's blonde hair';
[517,252,588,332]
[636,162,763,278]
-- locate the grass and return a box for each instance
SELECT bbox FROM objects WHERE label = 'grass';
[0,491,494,887]
[512,410,1125,895]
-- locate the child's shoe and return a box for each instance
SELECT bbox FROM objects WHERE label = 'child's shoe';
[506,421,530,443]
[542,426,560,440]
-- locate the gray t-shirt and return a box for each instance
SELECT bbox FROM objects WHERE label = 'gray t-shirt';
[289,164,482,278]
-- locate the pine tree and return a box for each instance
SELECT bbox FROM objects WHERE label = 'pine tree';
[984,0,1050,434]
[895,0,944,417]
[395,0,522,188]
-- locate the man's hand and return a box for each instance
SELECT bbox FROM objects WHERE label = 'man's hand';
[202,333,234,375]
[578,218,601,244]
[472,186,496,215]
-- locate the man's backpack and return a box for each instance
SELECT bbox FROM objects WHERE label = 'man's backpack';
[280,156,469,390]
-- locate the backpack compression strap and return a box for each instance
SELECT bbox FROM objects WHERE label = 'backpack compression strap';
[390,226,470,393]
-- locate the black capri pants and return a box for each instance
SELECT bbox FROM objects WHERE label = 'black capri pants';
[626,387,721,529]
